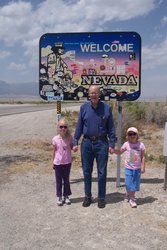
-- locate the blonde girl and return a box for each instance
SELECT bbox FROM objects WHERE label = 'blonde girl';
[115,127,146,208]
[52,118,73,206]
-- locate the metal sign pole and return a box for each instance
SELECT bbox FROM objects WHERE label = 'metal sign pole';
[163,122,167,190]
[164,157,167,190]
[57,100,61,121]
[116,100,122,187]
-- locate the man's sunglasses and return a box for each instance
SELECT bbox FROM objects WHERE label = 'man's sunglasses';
[59,125,67,129]
[128,133,137,136]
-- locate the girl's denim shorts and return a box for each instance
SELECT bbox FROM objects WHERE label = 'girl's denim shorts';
[124,168,141,192]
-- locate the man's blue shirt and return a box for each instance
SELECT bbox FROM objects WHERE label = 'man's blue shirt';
[74,101,116,148]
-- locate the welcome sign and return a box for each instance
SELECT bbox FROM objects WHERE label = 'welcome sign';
[39,32,141,101]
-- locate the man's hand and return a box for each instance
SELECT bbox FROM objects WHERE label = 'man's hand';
[73,145,78,152]
[109,147,115,154]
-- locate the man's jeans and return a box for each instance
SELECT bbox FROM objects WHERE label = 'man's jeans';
[81,138,109,199]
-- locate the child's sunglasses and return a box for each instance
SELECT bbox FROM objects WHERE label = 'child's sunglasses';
[59,125,67,129]
[128,132,137,136]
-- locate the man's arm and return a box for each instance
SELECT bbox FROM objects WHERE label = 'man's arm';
[73,106,84,146]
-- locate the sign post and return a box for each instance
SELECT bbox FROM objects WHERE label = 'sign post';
[56,100,61,121]
[116,101,123,187]
[39,32,141,187]
[163,122,167,190]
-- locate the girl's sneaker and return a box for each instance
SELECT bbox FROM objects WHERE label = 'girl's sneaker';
[124,193,129,202]
[129,199,137,208]
[64,196,71,205]
[57,197,63,206]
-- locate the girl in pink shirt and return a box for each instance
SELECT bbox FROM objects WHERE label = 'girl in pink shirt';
[115,127,146,208]
[52,118,73,206]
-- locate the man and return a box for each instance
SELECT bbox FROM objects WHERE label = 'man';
[73,85,116,208]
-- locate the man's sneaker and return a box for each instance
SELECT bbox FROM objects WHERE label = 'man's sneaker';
[57,197,63,206]
[98,199,105,209]
[64,196,71,205]
[82,197,92,207]
[129,199,137,208]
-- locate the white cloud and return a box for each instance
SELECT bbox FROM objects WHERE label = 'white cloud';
[26,0,159,66]
[0,0,162,73]
[0,0,157,43]
[33,0,157,32]
[142,36,167,69]
[161,16,167,25]
[0,50,11,58]
[22,38,40,66]
[0,1,33,45]
[8,62,26,71]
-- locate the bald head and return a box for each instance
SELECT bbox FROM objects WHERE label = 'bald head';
[88,85,101,107]
[88,85,100,95]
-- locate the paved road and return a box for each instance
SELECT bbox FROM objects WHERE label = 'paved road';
[0,102,81,116]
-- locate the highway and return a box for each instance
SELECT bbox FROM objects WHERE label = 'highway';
[0,102,81,116]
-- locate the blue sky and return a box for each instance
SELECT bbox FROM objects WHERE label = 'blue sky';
[0,0,167,99]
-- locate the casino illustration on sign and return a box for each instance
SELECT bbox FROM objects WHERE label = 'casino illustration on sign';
[39,35,140,101]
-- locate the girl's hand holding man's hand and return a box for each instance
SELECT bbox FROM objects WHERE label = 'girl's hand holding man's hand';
[72,146,78,152]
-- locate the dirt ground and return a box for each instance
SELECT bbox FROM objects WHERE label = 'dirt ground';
[0,107,167,250]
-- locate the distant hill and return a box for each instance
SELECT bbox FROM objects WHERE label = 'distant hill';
[0,80,38,96]
[0,80,166,102]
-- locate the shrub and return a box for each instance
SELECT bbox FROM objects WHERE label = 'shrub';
[158,155,166,164]
[145,153,156,162]
[125,101,146,120]
[144,102,167,127]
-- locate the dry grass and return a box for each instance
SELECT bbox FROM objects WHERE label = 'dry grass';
[5,137,81,175]
[3,110,165,175]
[7,161,40,174]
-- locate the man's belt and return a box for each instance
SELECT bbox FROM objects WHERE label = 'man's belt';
[83,135,107,141]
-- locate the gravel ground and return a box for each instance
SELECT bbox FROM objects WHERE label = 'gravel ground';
[0,108,167,250]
